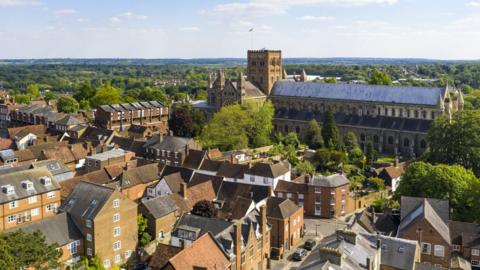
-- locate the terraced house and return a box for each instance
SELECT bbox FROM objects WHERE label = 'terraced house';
[0,167,60,231]
[95,101,168,133]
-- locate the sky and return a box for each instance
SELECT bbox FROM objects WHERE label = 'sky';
[1,0,480,59]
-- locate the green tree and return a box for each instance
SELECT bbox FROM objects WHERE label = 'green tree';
[195,90,208,100]
[315,148,331,168]
[247,100,274,148]
[0,238,14,270]
[91,82,122,107]
[285,144,299,166]
[322,110,342,149]
[192,200,216,218]
[26,84,41,99]
[368,177,385,191]
[79,99,92,110]
[137,214,152,247]
[14,94,30,104]
[43,92,57,106]
[305,120,324,149]
[169,108,194,137]
[395,162,480,222]
[365,141,377,165]
[74,83,97,102]
[427,110,480,176]
[350,175,365,191]
[57,96,80,113]
[324,77,337,84]
[344,132,359,152]
[349,147,364,163]
[296,160,315,176]
[283,132,300,149]
[200,104,252,151]
[368,69,392,85]
[138,87,169,105]
[0,230,61,270]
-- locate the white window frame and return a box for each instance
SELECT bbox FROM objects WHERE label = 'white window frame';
[31,208,40,216]
[421,242,431,255]
[113,199,120,208]
[434,245,445,257]
[7,215,16,223]
[277,192,283,198]
[125,250,132,259]
[103,259,111,268]
[9,200,18,209]
[472,260,480,266]
[113,227,121,237]
[46,191,55,199]
[86,219,92,228]
[472,249,480,256]
[87,248,92,256]
[87,233,92,242]
[113,213,120,222]
[452,244,461,251]
[113,241,121,251]
[28,195,37,204]
[114,254,121,263]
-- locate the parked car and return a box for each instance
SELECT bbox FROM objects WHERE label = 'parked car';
[304,239,316,250]
[292,248,308,261]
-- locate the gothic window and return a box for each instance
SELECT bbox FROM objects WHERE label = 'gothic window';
[422,111,427,119]
[431,111,435,119]
[378,107,381,115]
[420,140,427,149]
[373,135,379,143]
[399,108,403,117]
[415,110,419,118]
[388,136,394,145]
[360,133,366,142]
[384,108,388,115]
[403,138,410,147]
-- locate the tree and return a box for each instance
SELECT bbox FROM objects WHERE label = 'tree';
[0,238,14,270]
[350,175,365,192]
[284,145,299,166]
[283,132,300,149]
[322,110,342,149]
[247,101,274,148]
[296,160,315,175]
[344,132,359,152]
[138,87,169,105]
[43,92,57,106]
[74,83,96,102]
[368,69,392,85]
[192,200,216,218]
[137,214,152,247]
[315,148,332,168]
[195,90,208,100]
[79,99,92,110]
[0,230,61,270]
[305,120,324,149]
[26,84,41,99]
[349,147,364,163]
[14,94,30,104]
[324,77,337,84]
[365,141,377,165]
[91,82,122,107]
[57,96,80,113]
[200,104,252,151]
[368,177,385,191]
[395,162,480,222]
[427,110,480,176]
[169,108,194,137]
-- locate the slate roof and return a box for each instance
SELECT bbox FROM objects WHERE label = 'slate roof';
[275,180,308,194]
[232,81,266,98]
[364,234,419,270]
[400,196,449,222]
[0,168,60,204]
[217,181,270,204]
[144,135,193,152]
[80,126,115,142]
[245,161,290,178]
[182,149,206,169]
[449,220,480,248]
[275,109,433,133]
[160,165,194,185]
[148,243,181,270]
[199,159,224,172]
[8,124,47,139]
[6,212,82,246]
[55,114,81,126]
[272,81,444,106]
[118,163,159,188]
[173,214,234,239]
[311,174,349,187]
[60,181,115,222]
[188,172,224,195]
[141,196,177,219]
[110,136,146,157]
[31,159,72,177]
[162,172,186,194]
[266,197,301,219]
[216,162,249,179]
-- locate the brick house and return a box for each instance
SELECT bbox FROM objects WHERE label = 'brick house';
[0,168,61,231]
[266,197,304,259]
[84,148,135,172]
[60,181,138,268]
[139,196,178,241]
[94,101,168,133]
[6,212,84,268]
[396,196,451,268]
[275,174,353,218]
[144,135,201,166]
[450,221,480,268]
[114,163,160,202]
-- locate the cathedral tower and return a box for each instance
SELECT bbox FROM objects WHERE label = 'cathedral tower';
[247,49,282,95]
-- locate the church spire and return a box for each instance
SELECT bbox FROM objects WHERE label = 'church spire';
[283,68,288,80]
[214,69,225,89]
[238,72,246,96]
[438,94,445,112]
[301,69,307,82]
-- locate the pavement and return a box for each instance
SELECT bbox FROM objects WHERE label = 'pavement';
[270,217,348,270]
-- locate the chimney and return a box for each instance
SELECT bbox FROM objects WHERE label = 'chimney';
[234,223,242,268]
[260,204,267,245]
[366,257,371,270]
[180,183,188,199]
[304,174,311,184]
[336,229,356,245]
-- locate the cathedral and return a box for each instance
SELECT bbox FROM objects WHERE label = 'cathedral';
[205,49,464,157]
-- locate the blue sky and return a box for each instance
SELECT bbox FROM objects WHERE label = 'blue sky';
[1,0,480,59]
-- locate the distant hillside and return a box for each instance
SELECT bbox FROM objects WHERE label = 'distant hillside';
[1,57,479,66]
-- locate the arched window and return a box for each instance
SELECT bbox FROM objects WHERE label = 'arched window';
[422,111,427,119]
[404,138,410,147]
[420,140,427,149]
[373,135,379,143]
[360,133,366,142]
[384,108,388,115]
[388,136,394,145]
[415,110,419,118]
[377,107,381,115]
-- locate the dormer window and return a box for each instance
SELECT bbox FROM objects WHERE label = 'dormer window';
[40,176,52,186]
[2,185,15,195]
[21,180,34,190]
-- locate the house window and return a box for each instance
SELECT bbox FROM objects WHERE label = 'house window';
[86,219,92,228]
[125,250,132,259]
[250,176,255,182]
[434,245,444,257]
[277,192,283,198]
[87,233,92,242]
[287,193,292,199]
[315,195,321,203]
[472,249,480,256]
[28,196,37,204]
[315,187,321,193]
[113,199,120,208]
[46,204,56,212]
[69,241,78,255]
[114,254,121,263]
[422,243,431,254]
[87,248,93,256]
[114,227,121,237]
[472,260,480,266]
[47,191,55,198]
[113,241,121,251]
[299,194,304,200]
[113,213,120,222]
[263,177,269,184]
[9,201,18,209]
[452,245,461,251]
[103,260,111,268]
[7,215,16,223]
[31,208,40,216]
[388,136,394,145]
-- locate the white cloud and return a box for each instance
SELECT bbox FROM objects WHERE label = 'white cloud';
[180,26,200,31]
[122,11,148,20]
[467,1,480,7]
[297,15,335,21]
[54,9,76,16]
[212,0,397,17]
[0,0,41,7]
[110,16,121,23]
